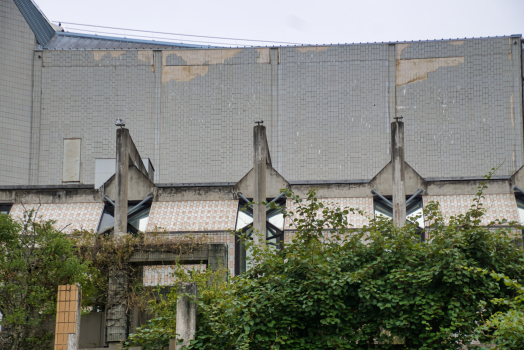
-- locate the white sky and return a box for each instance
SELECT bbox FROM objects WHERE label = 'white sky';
[35,0,524,47]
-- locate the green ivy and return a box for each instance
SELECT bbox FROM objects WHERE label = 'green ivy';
[131,170,524,350]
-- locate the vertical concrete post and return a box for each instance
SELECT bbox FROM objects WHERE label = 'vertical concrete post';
[253,124,267,246]
[54,284,81,350]
[175,282,198,349]
[391,118,406,227]
[115,128,129,237]
[106,269,128,346]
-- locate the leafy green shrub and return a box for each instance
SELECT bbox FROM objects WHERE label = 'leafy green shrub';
[0,209,94,350]
[130,174,524,350]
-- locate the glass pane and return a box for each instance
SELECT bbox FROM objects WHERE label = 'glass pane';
[516,197,524,225]
[374,200,392,218]
[128,205,151,232]
[407,199,424,228]
[98,210,114,233]
[267,212,284,230]
[236,210,253,230]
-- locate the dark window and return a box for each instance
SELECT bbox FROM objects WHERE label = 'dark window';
[235,195,285,275]
[0,204,12,215]
[97,199,152,234]
[373,194,424,239]
[515,195,524,247]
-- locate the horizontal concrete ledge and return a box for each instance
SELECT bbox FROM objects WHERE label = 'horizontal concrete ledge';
[156,182,236,187]
[128,243,227,265]
[0,184,95,190]
[290,179,371,185]
[425,176,511,181]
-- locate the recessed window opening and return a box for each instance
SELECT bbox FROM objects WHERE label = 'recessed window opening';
[97,199,152,234]
[0,204,12,214]
[373,193,425,239]
[515,194,524,247]
[235,195,285,275]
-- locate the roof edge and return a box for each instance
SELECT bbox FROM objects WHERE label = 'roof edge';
[13,0,55,46]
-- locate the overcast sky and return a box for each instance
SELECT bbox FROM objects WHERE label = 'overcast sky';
[35,0,524,47]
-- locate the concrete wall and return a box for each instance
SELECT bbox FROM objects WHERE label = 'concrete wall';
[0,0,35,185]
[3,34,522,186]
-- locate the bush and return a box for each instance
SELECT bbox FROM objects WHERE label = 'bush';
[0,209,94,350]
[130,174,524,350]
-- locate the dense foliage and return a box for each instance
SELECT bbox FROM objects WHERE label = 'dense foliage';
[130,174,524,350]
[0,210,93,350]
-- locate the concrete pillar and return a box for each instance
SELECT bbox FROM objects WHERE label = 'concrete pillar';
[391,118,406,227]
[253,125,267,245]
[54,284,81,350]
[106,270,128,345]
[175,282,198,349]
[115,128,129,237]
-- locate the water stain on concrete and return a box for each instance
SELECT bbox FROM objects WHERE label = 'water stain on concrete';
[295,46,329,53]
[162,66,209,83]
[396,57,465,86]
[93,51,125,60]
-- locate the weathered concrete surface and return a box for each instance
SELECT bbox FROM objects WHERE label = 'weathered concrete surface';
[253,125,268,245]
[235,164,290,199]
[156,185,235,202]
[115,129,130,237]
[369,162,425,196]
[0,186,101,204]
[391,120,406,227]
[176,282,197,348]
[104,166,155,202]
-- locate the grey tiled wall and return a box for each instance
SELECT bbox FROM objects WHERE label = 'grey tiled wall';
[3,34,523,185]
[0,0,35,185]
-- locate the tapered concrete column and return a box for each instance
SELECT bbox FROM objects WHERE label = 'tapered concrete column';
[391,118,406,227]
[175,282,198,349]
[115,128,129,237]
[253,124,267,245]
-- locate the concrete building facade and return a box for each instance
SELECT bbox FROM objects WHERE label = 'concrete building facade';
[2,0,524,347]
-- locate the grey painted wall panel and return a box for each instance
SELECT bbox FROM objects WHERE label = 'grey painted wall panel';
[7,37,522,186]
[0,0,35,185]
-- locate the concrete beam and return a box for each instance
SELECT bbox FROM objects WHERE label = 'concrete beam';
[391,119,406,227]
[115,128,130,237]
[253,125,267,245]
[175,283,197,349]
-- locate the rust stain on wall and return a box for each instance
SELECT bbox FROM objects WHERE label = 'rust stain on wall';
[295,46,329,53]
[256,48,270,63]
[450,40,464,45]
[162,49,241,66]
[511,93,515,128]
[396,57,464,86]
[138,51,153,64]
[93,51,125,60]
[162,66,209,83]
[396,43,410,60]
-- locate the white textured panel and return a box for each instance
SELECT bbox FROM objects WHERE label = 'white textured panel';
[9,203,103,233]
[285,197,373,229]
[147,200,238,232]
[423,194,519,226]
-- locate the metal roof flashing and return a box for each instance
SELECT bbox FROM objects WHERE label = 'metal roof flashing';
[13,0,55,46]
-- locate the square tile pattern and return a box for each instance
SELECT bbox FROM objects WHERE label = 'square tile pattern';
[9,203,103,233]
[423,194,519,226]
[146,200,238,232]
[285,197,374,230]
[54,285,81,350]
